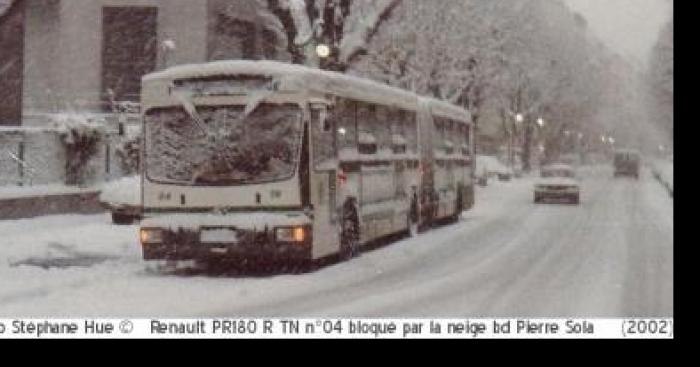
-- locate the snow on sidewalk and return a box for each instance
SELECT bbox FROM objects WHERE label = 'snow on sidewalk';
[0,184,98,200]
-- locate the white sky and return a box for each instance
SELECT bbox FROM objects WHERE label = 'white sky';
[564,0,672,68]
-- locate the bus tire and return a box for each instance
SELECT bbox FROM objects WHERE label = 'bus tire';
[340,202,360,260]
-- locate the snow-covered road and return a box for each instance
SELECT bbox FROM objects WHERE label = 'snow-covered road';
[0,165,673,317]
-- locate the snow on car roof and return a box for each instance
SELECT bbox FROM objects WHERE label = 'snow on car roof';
[614,149,641,156]
[476,155,511,174]
[542,163,574,171]
[143,60,471,124]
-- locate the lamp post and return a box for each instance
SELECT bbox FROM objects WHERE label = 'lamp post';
[535,117,545,166]
[508,113,523,170]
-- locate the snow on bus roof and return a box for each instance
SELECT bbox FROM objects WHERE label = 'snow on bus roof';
[143,60,470,124]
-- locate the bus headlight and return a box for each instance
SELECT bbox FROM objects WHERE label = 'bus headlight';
[276,226,306,243]
[140,228,164,244]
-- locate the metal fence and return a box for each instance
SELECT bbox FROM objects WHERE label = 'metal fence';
[0,114,139,187]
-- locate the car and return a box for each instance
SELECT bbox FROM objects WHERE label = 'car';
[476,155,513,182]
[99,175,142,224]
[534,164,580,204]
[558,153,580,166]
[613,149,640,178]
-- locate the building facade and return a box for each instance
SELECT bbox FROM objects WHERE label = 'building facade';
[0,0,286,126]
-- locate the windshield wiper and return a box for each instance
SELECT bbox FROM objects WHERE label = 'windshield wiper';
[171,84,210,135]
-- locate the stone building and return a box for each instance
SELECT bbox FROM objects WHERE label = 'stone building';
[0,0,287,126]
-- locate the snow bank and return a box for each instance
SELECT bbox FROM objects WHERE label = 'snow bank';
[98,175,141,206]
[0,184,96,200]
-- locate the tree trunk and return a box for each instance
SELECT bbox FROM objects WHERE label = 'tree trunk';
[521,119,534,172]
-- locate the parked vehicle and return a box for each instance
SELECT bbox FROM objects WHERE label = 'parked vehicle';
[99,175,142,224]
[534,164,580,204]
[613,149,640,179]
[476,155,513,181]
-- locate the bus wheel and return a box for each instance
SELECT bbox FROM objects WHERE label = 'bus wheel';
[340,204,360,260]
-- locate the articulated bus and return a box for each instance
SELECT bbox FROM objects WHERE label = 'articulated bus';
[138,61,474,266]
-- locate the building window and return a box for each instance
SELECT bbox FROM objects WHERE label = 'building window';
[101,6,158,109]
[208,13,256,61]
[0,0,25,126]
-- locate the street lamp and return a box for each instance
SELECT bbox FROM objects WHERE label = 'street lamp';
[536,117,545,127]
[515,113,524,124]
[316,44,331,58]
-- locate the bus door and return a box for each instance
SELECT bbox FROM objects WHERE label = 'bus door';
[309,102,341,258]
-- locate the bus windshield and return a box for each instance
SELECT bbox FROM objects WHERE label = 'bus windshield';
[145,103,302,186]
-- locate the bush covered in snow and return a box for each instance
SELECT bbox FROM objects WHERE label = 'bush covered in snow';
[52,114,107,186]
[114,124,141,176]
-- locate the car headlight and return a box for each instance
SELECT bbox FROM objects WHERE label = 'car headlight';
[275,227,306,243]
[140,228,164,244]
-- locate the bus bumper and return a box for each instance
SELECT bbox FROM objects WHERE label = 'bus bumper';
[141,227,313,262]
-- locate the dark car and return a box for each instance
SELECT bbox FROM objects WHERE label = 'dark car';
[613,149,640,179]
[99,175,142,224]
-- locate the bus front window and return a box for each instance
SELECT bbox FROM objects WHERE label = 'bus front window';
[145,103,302,186]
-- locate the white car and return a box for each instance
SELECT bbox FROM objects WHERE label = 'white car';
[534,164,580,204]
[99,175,142,224]
[476,155,513,182]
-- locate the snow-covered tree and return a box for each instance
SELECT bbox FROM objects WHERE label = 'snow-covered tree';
[246,0,402,70]
[649,17,673,138]
[355,0,612,169]
[0,0,14,18]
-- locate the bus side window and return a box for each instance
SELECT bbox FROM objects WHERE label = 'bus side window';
[405,110,418,154]
[338,99,357,152]
[375,105,391,152]
[433,117,445,153]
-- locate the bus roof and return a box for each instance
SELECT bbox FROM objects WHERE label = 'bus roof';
[143,60,471,124]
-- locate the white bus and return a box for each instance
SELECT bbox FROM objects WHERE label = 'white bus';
[138,61,474,266]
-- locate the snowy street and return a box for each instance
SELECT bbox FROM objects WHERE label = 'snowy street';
[0,164,672,317]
